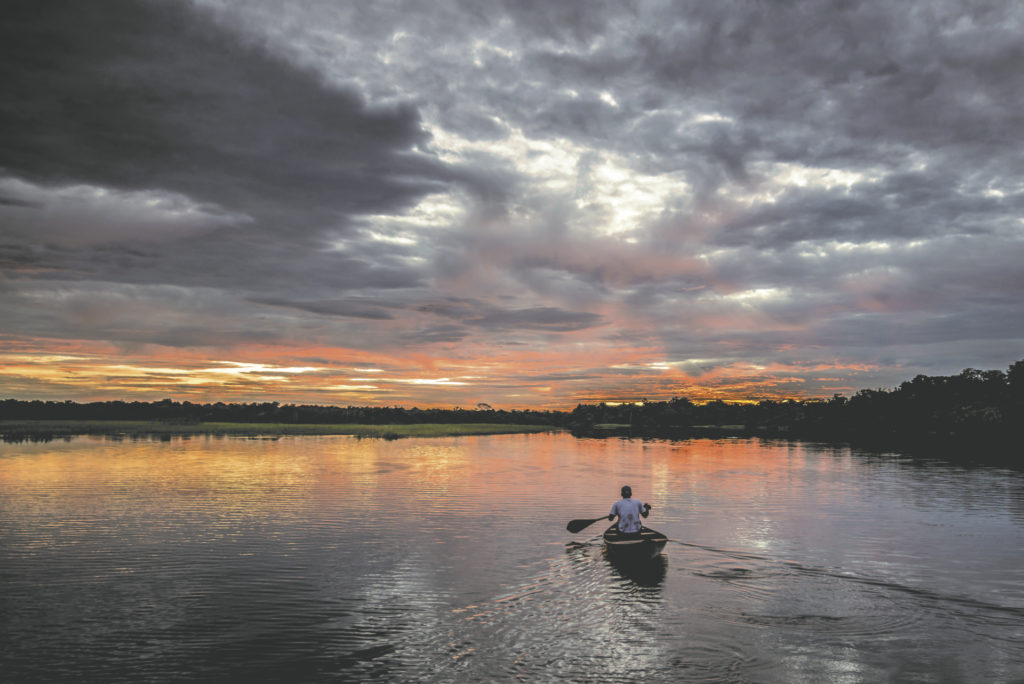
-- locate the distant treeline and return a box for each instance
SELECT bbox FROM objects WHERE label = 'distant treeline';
[2,359,1022,448]
[0,398,566,427]
[568,360,1024,448]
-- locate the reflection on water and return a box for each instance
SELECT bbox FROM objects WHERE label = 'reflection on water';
[607,551,668,588]
[2,433,1024,682]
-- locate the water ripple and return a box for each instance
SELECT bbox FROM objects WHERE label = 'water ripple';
[3,433,1024,682]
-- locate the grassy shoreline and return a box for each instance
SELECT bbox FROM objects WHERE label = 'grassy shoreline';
[0,420,561,440]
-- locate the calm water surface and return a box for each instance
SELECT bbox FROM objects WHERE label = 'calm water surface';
[2,433,1023,682]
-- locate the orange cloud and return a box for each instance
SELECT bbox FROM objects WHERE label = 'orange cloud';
[0,332,890,410]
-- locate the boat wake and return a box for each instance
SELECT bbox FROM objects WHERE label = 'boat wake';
[670,539,1024,621]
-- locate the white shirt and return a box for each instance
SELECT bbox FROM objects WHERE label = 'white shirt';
[610,497,646,533]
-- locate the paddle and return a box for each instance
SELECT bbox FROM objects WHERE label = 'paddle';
[566,516,609,533]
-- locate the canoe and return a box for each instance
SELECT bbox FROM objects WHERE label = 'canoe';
[603,524,668,560]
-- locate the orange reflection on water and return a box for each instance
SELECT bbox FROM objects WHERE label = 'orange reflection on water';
[0,433,862,554]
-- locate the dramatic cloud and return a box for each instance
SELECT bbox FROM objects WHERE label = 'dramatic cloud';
[1,0,1022,407]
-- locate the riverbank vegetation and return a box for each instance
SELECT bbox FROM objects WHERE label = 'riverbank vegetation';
[568,360,1024,452]
[0,400,564,427]
[0,420,557,442]
[2,359,1021,450]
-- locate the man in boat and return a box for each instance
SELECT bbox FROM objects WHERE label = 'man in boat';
[608,485,651,538]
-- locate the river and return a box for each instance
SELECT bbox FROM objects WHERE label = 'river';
[2,432,1022,682]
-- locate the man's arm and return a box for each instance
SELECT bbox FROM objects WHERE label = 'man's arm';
[640,502,651,518]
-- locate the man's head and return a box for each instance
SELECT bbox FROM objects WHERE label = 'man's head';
[621,485,632,498]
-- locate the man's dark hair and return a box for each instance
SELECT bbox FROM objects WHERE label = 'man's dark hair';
[621,485,632,497]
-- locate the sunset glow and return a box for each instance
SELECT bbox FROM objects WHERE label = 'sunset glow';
[2,2,1022,409]
[0,346,880,409]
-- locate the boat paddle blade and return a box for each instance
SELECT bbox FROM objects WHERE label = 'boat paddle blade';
[567,516,605,533]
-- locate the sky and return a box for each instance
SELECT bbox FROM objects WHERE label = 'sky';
[1,0,1022,409]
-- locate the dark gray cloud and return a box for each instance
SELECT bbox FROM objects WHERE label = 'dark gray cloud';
[0,0,458,313]
[2,0,1022,404]
[470,306,604,332]
[0,195,39,208]
[403,324,470,346]
[414,298,604,332]
[251,297,397,320]
[0,0,443,223]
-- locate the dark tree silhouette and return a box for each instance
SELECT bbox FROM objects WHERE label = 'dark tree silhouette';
[3,359,1022,458]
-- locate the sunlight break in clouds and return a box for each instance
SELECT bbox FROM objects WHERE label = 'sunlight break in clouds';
[2,1,1023,407]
